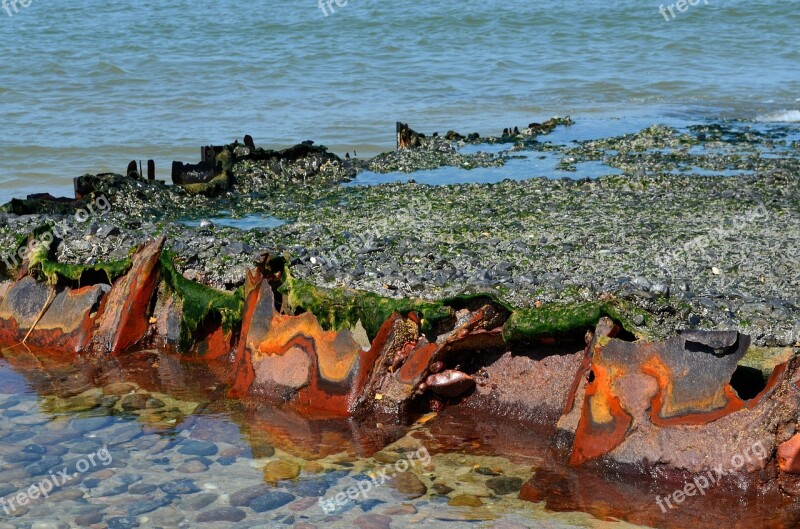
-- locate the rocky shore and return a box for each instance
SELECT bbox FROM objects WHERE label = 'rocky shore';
[1,119,797,346]
[0,118,798,524]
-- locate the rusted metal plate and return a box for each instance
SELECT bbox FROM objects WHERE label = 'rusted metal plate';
[91,237,164,354]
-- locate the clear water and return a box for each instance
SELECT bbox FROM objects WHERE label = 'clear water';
[0,0,798,202]
[179,213,286,230]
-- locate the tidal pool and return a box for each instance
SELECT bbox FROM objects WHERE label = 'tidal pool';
[0,347,797,529]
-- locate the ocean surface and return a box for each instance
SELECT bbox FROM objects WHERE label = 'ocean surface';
[0,0,798,202]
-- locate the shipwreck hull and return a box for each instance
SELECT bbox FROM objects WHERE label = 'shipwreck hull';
[1,235,800,508]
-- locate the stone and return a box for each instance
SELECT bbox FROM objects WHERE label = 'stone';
[486,476,524,495]
[178,439,218,457]
[196,507,247,523]
[180,492,218,510]
[263,459,300,483]
[229,484,273,507]
[106,517,139,529]
[353,514,393,529]
[391,472,427,499]
[248,491,295,513]
[75,512,103,526]
[159,478,200,495]
[430,483,454,495]
[448,494,483,507]
[120,393,149,411]
[178,459,209,473]
[128,497,171,516]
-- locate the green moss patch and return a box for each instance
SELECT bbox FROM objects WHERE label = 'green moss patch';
[159,251,244,348]
[279,269,453,340]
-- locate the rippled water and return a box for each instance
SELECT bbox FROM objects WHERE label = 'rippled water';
[0,0,798,200]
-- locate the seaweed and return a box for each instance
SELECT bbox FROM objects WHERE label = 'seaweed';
[159,250,244,348]
[279,268,453,340]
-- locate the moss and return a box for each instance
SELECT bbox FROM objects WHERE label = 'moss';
[37,258,132,286]
[503,299,647,343]
[26,234,131,286]
[180,171,231,196]
[159,251,244,348]
[279,268,453,340]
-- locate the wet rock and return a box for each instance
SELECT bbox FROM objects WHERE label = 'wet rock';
[106,517,139,529]
[391,472,427,499]
[128,497,171,516]
[180,492,218,510]
[128,483,157,495]
[485,476,524,495]
[177,439,218,457]
[177,459,209,473]
[448,494,484,507]
[431,483,454,495]
[263,459,300,483]
[249,491,295,513]
[74,512,103,526]
[159,478,200,495]
[353,513,393,529]
[196,507,247,522]
[289,478,329,497]
[120,393,149,411]
[229,484,273,507]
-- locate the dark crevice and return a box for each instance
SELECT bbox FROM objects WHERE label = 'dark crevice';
[730,365,767,401]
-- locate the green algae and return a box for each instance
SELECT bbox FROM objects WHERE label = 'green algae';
[25,235,131,286]
[503,299,647,343]
[279,268,453,340]
[158,250,244,348]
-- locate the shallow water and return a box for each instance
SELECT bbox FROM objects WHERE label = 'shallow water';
[1,347,799,529]
[0,0,799,201]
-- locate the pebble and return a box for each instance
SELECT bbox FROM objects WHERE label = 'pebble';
[159,478,200,495]
[229,484,273,507]
[353,513,393,529]
[196,507,247,523]
[448,494,484,507]
[178,459,208,473]
[74,513,103,526]
[391,472,427,499]
[177,440,218,457]
[180,492,218,510]
[289,478,329,497]
[128,497,171,516]
[128,483,157,495]
[106,517,139,529]
[263,459,300,483]
[249,491,295,513]
[486,476,524,495]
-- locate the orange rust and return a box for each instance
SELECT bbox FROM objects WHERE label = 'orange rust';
[564,345,593,415]
[569,363,632,465]
[228,271,263,398]
[395,342,437,385]
[92,237,164,354]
